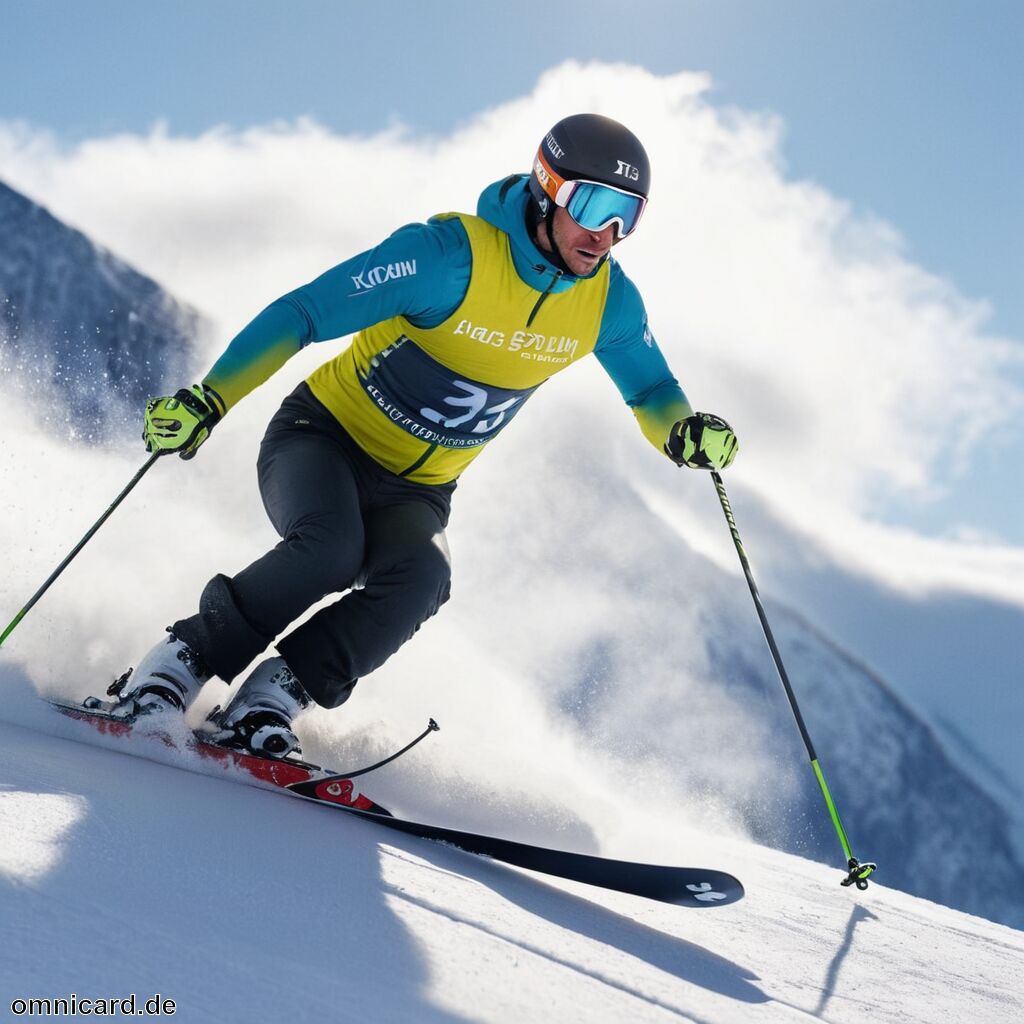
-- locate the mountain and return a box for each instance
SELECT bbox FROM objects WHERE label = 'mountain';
[0,179,206,440]
[447,438,1024,930]
[0,708,1020,1023]
[0,188,1020,936]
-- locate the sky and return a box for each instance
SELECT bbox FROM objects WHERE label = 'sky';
[1,0,1022,552]
[3,0,1021,342]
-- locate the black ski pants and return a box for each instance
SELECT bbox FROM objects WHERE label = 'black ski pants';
[173,383,454,708]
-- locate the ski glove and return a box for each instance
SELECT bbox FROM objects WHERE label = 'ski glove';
[143,384,224,460]
[665,412,739,470]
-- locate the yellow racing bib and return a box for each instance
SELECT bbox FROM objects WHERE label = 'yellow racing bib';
[307,213,610,483]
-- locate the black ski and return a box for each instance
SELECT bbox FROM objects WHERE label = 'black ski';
[49,698,743,908]
[290,774,743,906]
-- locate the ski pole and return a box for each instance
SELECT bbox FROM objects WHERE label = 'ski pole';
[0,453,162,649]
[288,719,440,798]
[709,470,877,890]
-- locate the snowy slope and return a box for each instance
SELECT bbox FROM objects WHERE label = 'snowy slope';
[1,702,1021,1024]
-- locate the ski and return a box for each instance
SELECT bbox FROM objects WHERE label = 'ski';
[49,698,744,908]
[49,697,390,813]
[293,777,744,906]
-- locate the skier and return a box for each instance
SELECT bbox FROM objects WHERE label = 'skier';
[107,113,739,759]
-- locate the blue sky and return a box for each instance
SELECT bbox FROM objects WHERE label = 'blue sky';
[2,1,1023,543]
[5,0,1021,342]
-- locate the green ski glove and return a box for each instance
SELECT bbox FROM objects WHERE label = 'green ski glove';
[143,384,224,460]
[665,412,738,470]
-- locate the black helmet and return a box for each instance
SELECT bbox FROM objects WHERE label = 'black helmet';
[528,113,651,236]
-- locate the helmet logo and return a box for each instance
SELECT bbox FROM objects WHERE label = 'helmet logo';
[545,132,565,160]
[533,157,552,188]
[615,160,640,181]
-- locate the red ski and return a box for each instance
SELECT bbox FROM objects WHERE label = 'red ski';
[49,697,390,813]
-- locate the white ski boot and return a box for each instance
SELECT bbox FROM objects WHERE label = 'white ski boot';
[202,656,311,760]
[99,631,212,718]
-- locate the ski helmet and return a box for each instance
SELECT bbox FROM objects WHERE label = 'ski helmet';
[529,113,651,239]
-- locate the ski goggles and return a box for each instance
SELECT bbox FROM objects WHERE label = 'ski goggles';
[534,151,647,238]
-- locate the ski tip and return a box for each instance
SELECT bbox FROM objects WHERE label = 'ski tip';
[665,874,744,907]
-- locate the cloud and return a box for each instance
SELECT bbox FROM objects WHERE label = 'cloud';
[1,59,1022,607]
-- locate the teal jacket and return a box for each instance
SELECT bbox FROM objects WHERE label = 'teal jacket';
[205,175,691,452]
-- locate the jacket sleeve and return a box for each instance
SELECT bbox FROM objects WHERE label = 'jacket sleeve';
[203,217,470,413]
[593,265,693,455]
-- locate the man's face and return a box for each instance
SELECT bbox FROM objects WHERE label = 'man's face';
[546,207,618,276]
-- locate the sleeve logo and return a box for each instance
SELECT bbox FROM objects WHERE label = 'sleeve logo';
[350,260,418,294]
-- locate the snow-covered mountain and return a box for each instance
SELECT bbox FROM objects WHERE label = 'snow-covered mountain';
[0,187,1021,953]
[0,179,207,440]
[445,426,1024,931]
[0,708,1020,1024]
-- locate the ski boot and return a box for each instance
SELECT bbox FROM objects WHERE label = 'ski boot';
[201,656,311,760]
[93,631,212,718]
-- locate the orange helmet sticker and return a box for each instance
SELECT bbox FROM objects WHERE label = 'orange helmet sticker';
[533,149,565,202]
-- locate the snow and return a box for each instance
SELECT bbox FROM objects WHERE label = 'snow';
[1,704,1021,1024]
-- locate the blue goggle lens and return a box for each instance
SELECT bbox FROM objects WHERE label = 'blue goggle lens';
[565,182,646,237]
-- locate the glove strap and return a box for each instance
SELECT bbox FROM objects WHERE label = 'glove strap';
[173,384,223,424]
